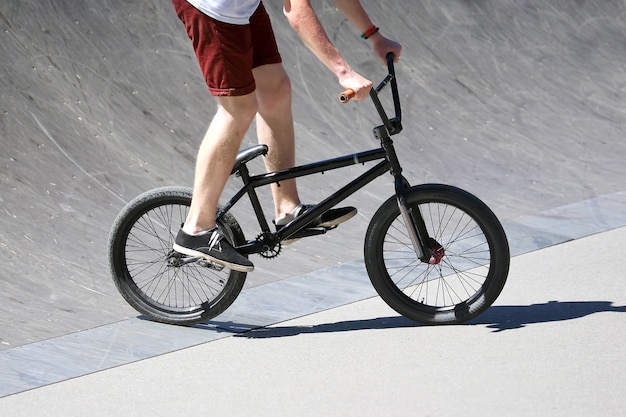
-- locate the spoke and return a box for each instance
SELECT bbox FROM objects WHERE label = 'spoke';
[122,203,230,310]
[382,201,492,308]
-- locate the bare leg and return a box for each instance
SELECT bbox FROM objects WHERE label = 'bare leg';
[183,93,258,235]
[253,63,301,220]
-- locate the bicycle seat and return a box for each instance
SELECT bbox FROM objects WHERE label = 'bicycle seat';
[231,144,269,175]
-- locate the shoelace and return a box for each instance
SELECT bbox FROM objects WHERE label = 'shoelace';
[207,231,222,252]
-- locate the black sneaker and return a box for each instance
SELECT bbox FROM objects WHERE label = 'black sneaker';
[275,204,357,244]
[173,227,254,272]
[317,205,358,228]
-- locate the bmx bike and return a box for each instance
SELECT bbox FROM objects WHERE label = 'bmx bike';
[108,54,510,326]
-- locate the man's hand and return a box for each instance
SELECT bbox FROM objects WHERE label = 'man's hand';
[369,33,403,64]
[337,69,373,101]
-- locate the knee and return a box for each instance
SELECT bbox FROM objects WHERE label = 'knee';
[217,94,259,124]
[257,73,291,114]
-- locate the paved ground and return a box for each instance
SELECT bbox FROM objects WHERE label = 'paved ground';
[1,1,625,414]
[0,225,624,416]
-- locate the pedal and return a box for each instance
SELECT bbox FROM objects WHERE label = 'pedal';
[197,259,225,271]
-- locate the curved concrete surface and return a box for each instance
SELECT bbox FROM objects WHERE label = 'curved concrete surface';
[1,0,625,402]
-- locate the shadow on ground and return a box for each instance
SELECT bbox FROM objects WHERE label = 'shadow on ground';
[230,300,626,338]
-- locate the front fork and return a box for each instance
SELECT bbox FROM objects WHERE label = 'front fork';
[395,176,444,265]
[376,122,443,264]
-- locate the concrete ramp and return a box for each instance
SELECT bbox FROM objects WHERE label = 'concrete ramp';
[1,0,625,349]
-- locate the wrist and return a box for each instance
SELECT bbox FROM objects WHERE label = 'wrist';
[335,64,354,81]
[360,25,379,40]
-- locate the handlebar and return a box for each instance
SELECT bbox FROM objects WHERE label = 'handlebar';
[338,53,402,136]
[338,53,397,104]
[338,89,356,103]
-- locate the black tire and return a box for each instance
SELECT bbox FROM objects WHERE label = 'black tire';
[108,186,247,325]
[364,184,510,325]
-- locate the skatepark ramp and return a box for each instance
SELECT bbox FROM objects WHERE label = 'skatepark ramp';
[1,0,625,349]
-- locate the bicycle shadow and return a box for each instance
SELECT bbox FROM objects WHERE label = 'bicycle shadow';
[471,300,625,332]
[232,300,626,338]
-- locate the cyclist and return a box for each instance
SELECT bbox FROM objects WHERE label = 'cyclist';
[171,0,402,272]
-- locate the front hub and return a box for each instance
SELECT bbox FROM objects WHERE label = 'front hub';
[423,238,445,265]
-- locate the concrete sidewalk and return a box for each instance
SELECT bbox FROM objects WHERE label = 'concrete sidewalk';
[1,226,624,417]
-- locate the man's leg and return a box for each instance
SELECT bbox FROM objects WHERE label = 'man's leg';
[253,63,301,221]
[183,93,258,235]
[171,0,258,271]
[253,63,358,231]
[174,93,257,272]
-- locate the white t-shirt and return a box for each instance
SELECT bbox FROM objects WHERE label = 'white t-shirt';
[186,0,261,25]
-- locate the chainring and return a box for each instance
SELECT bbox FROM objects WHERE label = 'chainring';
[256,232,282,259]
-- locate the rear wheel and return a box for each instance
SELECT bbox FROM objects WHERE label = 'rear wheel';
[364,184,509,325]
[108,186,247,325]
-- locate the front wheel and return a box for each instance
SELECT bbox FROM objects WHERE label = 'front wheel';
[108,186,247,325]
[364,184,510,325]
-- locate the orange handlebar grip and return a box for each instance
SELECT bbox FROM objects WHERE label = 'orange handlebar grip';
[338,89,356,103]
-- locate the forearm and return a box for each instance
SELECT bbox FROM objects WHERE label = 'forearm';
[283,0,352,79]
[333,0,401,62]
[331,0,375,34]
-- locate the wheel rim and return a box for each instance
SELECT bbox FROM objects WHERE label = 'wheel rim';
[120,201,232,315]
[382,201,494,311]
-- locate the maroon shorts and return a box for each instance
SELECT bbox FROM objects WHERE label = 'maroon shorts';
[172,0,282,96]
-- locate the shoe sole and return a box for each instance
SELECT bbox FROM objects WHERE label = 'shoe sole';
[172,243,254,273]
[318,209,357,228]
[283,209,358,246]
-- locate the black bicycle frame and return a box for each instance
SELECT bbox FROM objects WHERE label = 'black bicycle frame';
[218,53,432,260]
[223,147,390,255]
